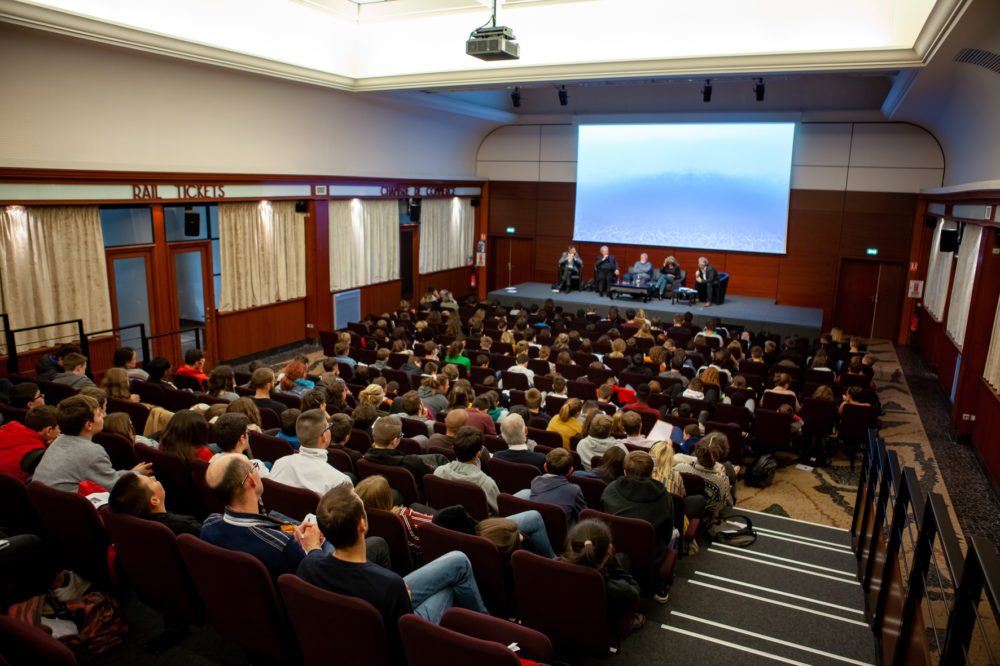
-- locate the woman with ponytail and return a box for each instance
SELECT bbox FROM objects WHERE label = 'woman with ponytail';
[560,519,643,634]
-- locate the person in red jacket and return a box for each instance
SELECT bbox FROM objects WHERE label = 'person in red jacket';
[0,405,60,481]
[173,348,210,385]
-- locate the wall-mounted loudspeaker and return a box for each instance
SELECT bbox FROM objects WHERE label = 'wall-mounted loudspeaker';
[408,198,422,223]
[184,209,200,236]
[471,197,481,208]
[939,228,959,253]
[925,215,938,228]
[295,200,309,213]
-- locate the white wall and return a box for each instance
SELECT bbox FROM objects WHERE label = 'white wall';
[476,121,945,192]
[0,26,497,180]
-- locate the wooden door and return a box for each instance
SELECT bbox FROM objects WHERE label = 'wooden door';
[167,243,217,365]
[835,260,906,339]
[490,237,534,289]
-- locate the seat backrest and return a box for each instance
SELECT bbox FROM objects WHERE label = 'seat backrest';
[177,535,298,663]
[417,522,508,617]
[761,391,797,411]
[36,379,78,405]
[326,447,355,476]
[248,430,295,465]
[497,493,567,553]
[172,374,204,393]
[356,459,420,505]
[92,431,139,470]
[0,402,28,424]
[566,380,598,400]
[567,473,607,510]
[840,403,880,439]
[27,482,111,585]
[162,387,200,413]
[499,371,530,391]
[102,510,204,624]
[487,457,540,495]
[579,507,662,592]
[190,459,227,515]
[623,407,658,435]
[703,422,745,465]
[423,474,490,520]
[440,607,553,665]
[753,409,794,450]
[347,429,373,455]
[277,574,389,666]
[131,380,165,406]
[261,478,320,521]
[800,398,838,435]
[399,614,520,666]
[713,403,751,430]
[364,507,414,575]
[679,472,706,497]
[0,615,78,666]
[0,472,44,537]
[510,550,611,657]
[106,398,150,436]
[134,443,208,519]
[258,407,282,431]
[526,427,564,450]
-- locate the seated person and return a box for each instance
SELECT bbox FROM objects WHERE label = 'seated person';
[432,426,500,515]
[493,413,546,471]
[114,345,148,382]
[146,356,178,389]
[546,398,584,449]
[32,395,152,492]
[276,408,301,450]
[364,418,444,486]
[212,412,271,475]
[556,245,584,292]
[427,409,467,452]
[356,474,434,558]
[277,361,315,399]
[516,447,586,525]
[248,367,287,415]
[673,441,732,516]
[35,343,80,382]
[627,252,654,284]
[657,256,681,297]
[577,413,628,472]
[51,352,96,389]
[693,256,720,306]
[297,485,488,664]
[174,348,210,385]
[8,381,46,410]
[560,519,642,633]
[0,404,60,482]
[600,451,675,600]
[269,409,353,495]
[108,472,202,536]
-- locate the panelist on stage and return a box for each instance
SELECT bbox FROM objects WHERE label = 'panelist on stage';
[657,256,681,297]
[627,252,653,284]
[694,256,720,306]
[555,245,584,293]
[594,246,619,297]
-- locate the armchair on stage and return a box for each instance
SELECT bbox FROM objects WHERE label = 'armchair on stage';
[695,272,730,305]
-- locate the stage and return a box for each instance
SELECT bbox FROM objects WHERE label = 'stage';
[487,282,823,340]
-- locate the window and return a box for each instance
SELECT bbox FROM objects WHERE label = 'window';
[100,207,154,247]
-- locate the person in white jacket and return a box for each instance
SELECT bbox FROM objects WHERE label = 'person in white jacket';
[268,409,353,495]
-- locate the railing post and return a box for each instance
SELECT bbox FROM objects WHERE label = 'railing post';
[1,313,17,376]
[139,323,150,365]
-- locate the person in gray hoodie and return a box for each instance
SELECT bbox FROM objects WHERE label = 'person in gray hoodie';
[576,413,628,471]
[417,374,449,417]
[432,426,500,515]
[517,447,586,525]
[50,352,95,389]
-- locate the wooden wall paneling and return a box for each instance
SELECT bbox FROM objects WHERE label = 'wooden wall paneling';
[725,253,781,299]
[535,182,575,201]
[840,212,915,262]
[534,236,572,284]
[872,262,907,339]
[308,200,333,334]
[489,182,539,199]
[356,282,402,320]
[789,189,845,212]
[972,386,1000,487]
[6,336,120,378]
[215,299,306,361]
[899,201,932,344]
[535,199,574,236]
[417,266,474,304]
[488,198,537,236]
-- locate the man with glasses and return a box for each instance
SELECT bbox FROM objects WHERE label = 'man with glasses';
[201,453,388,578]
[269,409,353,495]
[8,382,45,409]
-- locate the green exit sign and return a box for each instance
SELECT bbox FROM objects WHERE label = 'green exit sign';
[506,227,515,233]
[866,248,878,256]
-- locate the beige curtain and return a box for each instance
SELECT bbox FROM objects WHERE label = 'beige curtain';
[945,225,983,350]
[218,200,306,313]
[923,220,953,321]
[983,294,1000,391]
[419,198,474,274]
[0,205,112,352]
[328,199,399,291]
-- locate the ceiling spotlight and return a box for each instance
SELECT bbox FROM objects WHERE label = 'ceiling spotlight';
[558,85,568,106]
[511,87,521,108]
[702,79,712,103]
[754,78,765,102]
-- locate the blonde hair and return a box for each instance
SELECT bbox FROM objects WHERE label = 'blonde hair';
[359,384,386,407]
[100,367,133,401]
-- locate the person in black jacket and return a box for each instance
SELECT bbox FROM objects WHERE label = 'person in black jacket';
[556,245,584,293]
[594,246,620,297]
[363,418,448,488]
[694,256,720,306]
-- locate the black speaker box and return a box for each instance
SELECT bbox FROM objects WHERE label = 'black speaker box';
[925,215,938,228]
[184,210,200,236]
[408,198,422,223]
[939,228,959,252]
[295,200,309,213]
[471,197,481,208]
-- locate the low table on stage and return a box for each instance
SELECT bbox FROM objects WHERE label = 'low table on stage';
[608,281,658,302]
[672,287,697,305]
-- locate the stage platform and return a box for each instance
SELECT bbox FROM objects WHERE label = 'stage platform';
[488,282,823,340]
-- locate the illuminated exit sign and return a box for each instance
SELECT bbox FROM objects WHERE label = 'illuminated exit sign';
[866,248,879,256]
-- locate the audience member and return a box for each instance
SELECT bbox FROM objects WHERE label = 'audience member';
[174,348,210,385]
[269,409,353,494]
[108,472,202,536]
[577,413,628,471]
[249,367,287,414]
[494,414,546,471]
[113,345,148,382]
[159,409,214,463]
[432,426,500,514]
[51,352,95,389]
[517,447,586,525]
[0,405,59,481]
[546,397,584,449]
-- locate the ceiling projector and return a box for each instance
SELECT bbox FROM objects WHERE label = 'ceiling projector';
[466,25,520,61]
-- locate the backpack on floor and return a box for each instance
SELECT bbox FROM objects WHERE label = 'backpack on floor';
[745,454,778,488]
[707,513,757,547]
[581,279,595,292]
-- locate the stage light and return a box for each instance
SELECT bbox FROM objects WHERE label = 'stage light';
[558,85,568,106]
[754,78,765,102]
[511,87,521,108]
[702,79,712,103]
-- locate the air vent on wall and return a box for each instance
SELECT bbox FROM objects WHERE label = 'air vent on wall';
[954,48,1000,76]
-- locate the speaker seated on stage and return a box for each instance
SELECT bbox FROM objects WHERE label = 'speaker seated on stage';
[694,256,722,306]
[622,252,654,287]
[656,256,683,297]
[555,245,584,293]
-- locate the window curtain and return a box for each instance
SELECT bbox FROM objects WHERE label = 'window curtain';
[328,199,399,291]
[0,205,112,352]
[218,201,306,313]
[923,220,952,321]
[419,198,475,274]
[945,225,984,349]
[983,294,1000,391]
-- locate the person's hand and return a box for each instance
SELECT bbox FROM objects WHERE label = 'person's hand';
[295,522,324,552]
[614,269,620,276]
[132,462,153,476]
[129,393,141,403]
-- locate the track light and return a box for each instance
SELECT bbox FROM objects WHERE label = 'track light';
[754,78,765,102]
[702,79,712,103]
[557,85,568,106]
[511,87,521,108]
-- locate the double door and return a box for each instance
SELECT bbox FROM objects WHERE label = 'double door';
[834,259,905,339]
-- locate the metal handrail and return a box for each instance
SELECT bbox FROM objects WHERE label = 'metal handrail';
[2,317,88,376]
[146,326,203,353]
[86,323,149,364]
